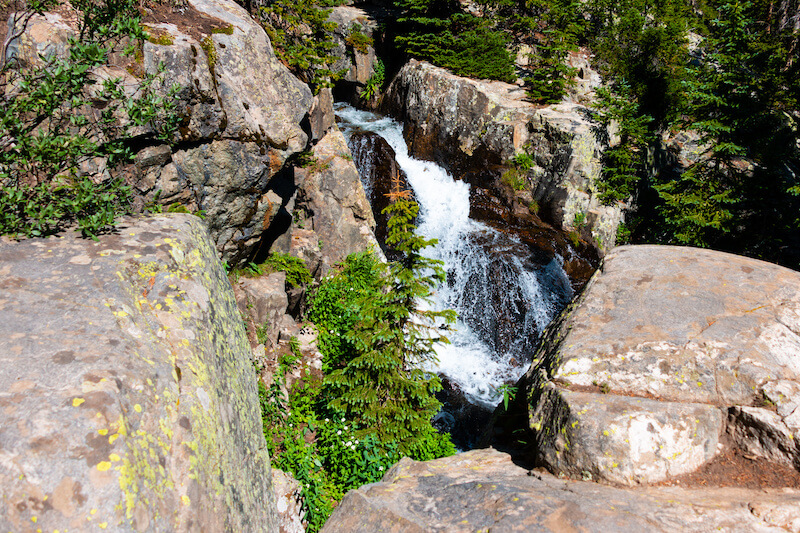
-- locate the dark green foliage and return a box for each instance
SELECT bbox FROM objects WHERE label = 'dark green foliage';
[502,150,534,191]
[263,252,313,288]
[324,198,456,455]
[360,59,385,101]
[0,0,179,239]
[587,0,691,126]
[593,85,654,204]
[259,0,346,92]
[393,0,516,82]
[505,0,586,103]
[652,1,800,256]
[307,251,386,372]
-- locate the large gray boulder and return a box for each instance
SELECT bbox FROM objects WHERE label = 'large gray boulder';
[322,448,800,532]
[383,60,622,251]
[288,128,379,274]
[501,245,800,485]
[7,0,314,265]
[0,214,278,531]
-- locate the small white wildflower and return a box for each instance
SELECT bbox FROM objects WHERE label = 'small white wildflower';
[325,418,329,423]
[337,430,342,435]
[346,441,352,446]
[378,466,383,471]
[341,417,346,422]
[343,425,348,431]
[354,440,359,445]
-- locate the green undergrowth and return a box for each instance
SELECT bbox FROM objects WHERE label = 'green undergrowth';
[232,252,312,288]
[0,0,179,240]
[259,200,456,530]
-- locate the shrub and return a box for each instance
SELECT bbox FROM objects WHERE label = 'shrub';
[0,0,179,239]
[263,252,313,288]
[345,24,373,54]
[259,0,346,92]
[359,59,385,102]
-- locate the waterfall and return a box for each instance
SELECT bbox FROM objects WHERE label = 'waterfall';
[335,104,573,446]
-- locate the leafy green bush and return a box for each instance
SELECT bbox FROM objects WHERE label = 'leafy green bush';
[234,252,312,288]
[359,59,385,102]
[263,252,313,288]
[0,0,179,239]
[501,150,534,191]
[259,360,400,531]
[307,250,385,372]
[259,0,346,92]
[345,24,373,54]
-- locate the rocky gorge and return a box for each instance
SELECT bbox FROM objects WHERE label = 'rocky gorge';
[2,0,800,532]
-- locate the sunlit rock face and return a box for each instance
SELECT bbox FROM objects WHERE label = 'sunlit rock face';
[0,214,278,531]
[7,0,314,265]
[501,245,800,485]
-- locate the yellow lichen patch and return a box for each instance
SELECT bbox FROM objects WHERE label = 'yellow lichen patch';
[97,461,112,472]
[134,404,142,413]
[72,398,85,407]
[99,429,108,436]
[181,495,190,506]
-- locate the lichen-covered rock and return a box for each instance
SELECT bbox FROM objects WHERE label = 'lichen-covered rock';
[144,0,311,149]
[293,128,379,273]
[0,214,278,531]
[383,59,623,252]
[322,448,800,532]
[504,245,800,485]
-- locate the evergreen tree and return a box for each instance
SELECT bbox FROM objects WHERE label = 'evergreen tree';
[393,0,517,82]
[655,1,800,252]
[324,197,456,456]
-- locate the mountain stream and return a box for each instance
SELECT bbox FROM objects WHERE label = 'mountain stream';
[335,103,574,448]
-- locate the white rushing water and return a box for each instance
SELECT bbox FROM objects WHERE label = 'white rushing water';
[335,103,572,408]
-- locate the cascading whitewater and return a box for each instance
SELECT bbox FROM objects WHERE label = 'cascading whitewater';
[335,104,572,415]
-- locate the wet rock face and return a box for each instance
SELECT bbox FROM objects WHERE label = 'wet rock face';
[8,0,313,265]
[499,245,800,485]
[383,59,624,253]
[321,448,800,532]
[347,130,415,256]
[0,214,277,531]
